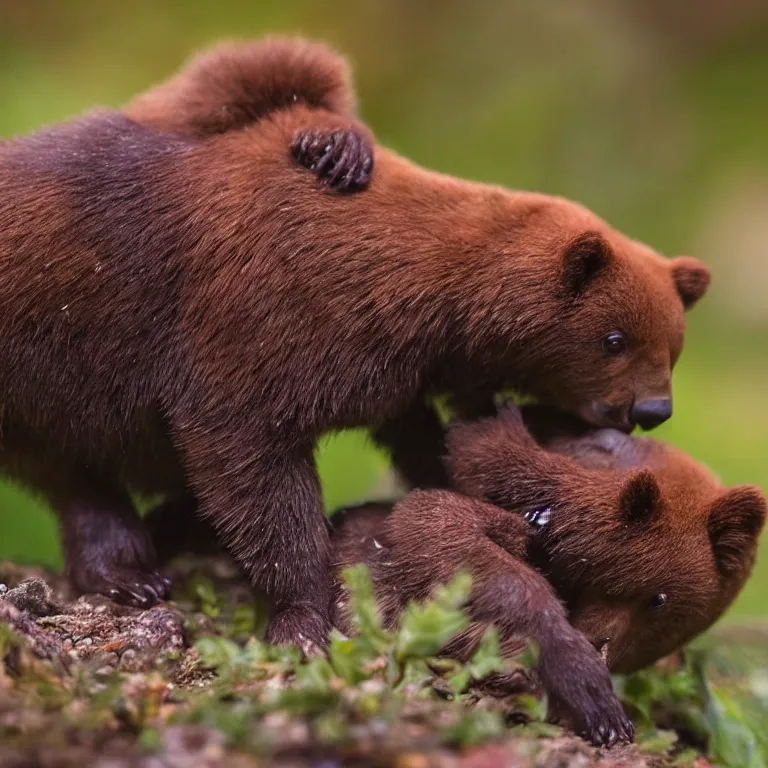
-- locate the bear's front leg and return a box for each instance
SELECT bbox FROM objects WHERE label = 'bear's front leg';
[173,420,332,653]
[51,475,170,607]
[373,398,451,490]
[291,125,373,192]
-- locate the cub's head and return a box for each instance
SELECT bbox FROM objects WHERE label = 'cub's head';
[522,406,765,673]
[500,197,710,432]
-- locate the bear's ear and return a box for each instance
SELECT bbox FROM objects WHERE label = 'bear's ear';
[619,469,662,526]
[562,232,613,297]
[670,256,710,310]
[708,485,766,576]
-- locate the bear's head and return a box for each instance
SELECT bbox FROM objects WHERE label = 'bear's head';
[521,406,766,673]
[486,195,711,432]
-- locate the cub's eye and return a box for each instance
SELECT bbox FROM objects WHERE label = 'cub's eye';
[649,593,668,610]
[602,331,626,356]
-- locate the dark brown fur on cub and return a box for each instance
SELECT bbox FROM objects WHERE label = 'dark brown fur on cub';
[330,495,634,747]
[0,39,709,650]
[330,405,765,745]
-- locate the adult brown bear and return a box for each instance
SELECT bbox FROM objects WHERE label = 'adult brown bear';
[0,40,709,650]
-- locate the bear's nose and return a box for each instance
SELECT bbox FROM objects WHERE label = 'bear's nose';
[630,399,672,430]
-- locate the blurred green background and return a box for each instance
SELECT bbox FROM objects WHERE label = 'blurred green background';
[0,1,766,617]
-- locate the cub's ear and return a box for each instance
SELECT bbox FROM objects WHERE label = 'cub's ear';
[619,469,662,526]
[670,256,710,310]
[708,485,766,576]
[562,232,613,297]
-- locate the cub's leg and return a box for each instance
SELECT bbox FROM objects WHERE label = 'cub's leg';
[378,491,634,747]
[171,416,331,653]
[127,39,374,193]
[51,474,169,607]
[445,400,576,512]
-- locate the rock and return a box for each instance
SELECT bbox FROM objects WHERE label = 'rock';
[0,577,61,616]
[0,573,186,671]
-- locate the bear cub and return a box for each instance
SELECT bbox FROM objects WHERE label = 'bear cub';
[330,403,765,745]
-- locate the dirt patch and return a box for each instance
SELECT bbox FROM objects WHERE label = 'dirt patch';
[0,560,720,767]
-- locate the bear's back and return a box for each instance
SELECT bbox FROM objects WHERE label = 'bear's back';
[0,114,193,435]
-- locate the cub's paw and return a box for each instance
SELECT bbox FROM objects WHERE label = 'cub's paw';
[291,128,373,192]
[496,398,524,426]
[578,698,635,749]
[71,565,171,609]
[539,639,634,748]
[266,603,331,657]
[446,400,530,459]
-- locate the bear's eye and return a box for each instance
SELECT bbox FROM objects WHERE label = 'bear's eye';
[649,593,668,610]
[602,331,626,356]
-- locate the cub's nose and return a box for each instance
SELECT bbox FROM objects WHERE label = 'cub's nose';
[630,399,672,430]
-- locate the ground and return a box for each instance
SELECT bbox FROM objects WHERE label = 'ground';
[1,557,766,768]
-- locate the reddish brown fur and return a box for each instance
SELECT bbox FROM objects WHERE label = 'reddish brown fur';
[126,37,358,138]
[329,405,764,744]
[330,495,633,746]
[444,404,766,673]
[0,39,710,649]
[126,38,374,192]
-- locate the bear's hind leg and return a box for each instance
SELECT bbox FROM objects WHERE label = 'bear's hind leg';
[373,392,500,491]
[373,399,451,490]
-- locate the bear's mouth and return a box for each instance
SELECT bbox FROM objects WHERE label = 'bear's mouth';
[579,402,634,434]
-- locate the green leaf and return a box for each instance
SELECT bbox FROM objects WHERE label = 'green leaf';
[706,685,767,768]
[393,572,471,665]
[465,626,506,681]
[194,637,241,675]
[637,728,679,755]
[340,564,392,655]
[137,728,162,753]
[442,709,504,747]
[511,693,547,723]
[328,632,369,685]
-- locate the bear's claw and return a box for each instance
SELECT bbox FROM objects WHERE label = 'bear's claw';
[74,566,171,609]
[582,715,635,748]
[291,128,373,192]
[539,638,635,748]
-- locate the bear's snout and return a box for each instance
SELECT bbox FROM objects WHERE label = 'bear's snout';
[630,399,672,430]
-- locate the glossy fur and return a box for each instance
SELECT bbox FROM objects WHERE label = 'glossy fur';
[127,37,374,191]
[329,404,764,744]
[0,40,372,629]
[0,39,709,649]
[445,403,766,674]
[330,496,634,746]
